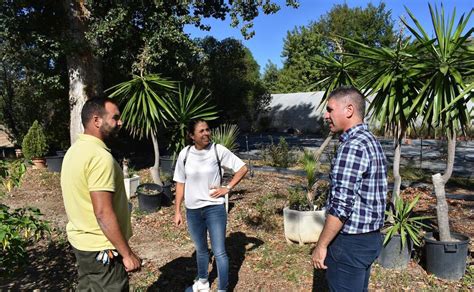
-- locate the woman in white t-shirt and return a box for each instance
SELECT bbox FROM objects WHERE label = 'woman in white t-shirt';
[173,119,247,292]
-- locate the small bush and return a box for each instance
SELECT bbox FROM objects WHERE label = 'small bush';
[245,193,285,230]
[212,124,240,152]
[0,204,51,274]
[0,160,27,195]
[22,120,48,160]
[261,137,294,168]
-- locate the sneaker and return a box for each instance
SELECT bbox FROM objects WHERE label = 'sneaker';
[192,280,210,292]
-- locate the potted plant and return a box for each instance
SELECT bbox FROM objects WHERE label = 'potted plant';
[283,150,328,245]
[160,170,173,206]
[378,194,432,269]
[22,120,48,169]
[122,159,140,200]
[136,183,163,213]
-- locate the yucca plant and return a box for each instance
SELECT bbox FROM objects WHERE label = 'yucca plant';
[402,4,473,242]
[107,74,176,185]
[341,35,421,203]
[166,85,219,158]
[211,124,240,152]
[383,194,432,248]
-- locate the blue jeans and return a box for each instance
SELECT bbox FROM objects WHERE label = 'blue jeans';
[186,204,228,291]
[325,231,382,292]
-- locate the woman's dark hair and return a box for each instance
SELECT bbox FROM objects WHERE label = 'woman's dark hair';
[186,119,208,144]
[187,119,208,135]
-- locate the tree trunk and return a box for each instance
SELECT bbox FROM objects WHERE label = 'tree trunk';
[314,132,334,162]
[150,132,163,186]
[392,128,404,205]
[63,0,103,144]
[432,131,456,242]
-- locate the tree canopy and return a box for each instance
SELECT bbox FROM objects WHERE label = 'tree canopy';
[266,2,398,93]
[0,0,299,147]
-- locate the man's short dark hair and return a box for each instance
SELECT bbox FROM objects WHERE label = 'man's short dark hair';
[328,86,366,119]
[81,97,117,127]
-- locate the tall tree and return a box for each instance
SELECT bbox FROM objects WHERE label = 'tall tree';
[403,5,473,242]
[0,0,69,149]
[276,2,397,92]
[193,37,270,131]
[1,0,300,145]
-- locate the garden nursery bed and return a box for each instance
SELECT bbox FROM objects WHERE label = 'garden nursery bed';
[0,168,473,290]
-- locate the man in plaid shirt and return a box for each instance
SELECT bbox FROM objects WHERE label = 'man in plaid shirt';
[312,86,387,291]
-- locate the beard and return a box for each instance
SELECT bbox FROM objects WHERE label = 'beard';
[100,123,120,145]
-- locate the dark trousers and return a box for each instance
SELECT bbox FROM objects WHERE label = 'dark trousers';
[73,247,128,292]
[325,231,382,292]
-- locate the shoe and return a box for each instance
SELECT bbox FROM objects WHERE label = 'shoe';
[192,280,210,292]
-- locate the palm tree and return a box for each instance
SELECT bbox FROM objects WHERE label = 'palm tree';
[308,42,361,163]
[402,4,473,241]
[107,74,176,185]
[166,85,219,159]
[342,35,420,203]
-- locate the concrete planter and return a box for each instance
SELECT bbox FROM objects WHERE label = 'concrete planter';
[124,175,140,200]
[283,207,326,245]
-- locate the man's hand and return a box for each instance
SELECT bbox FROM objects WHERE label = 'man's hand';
[312,245,328,269]
[174,212,183,227]
[123,251,141,272]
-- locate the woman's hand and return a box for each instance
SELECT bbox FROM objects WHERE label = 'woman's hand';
[209,187,230,198]
[174,212,183,227]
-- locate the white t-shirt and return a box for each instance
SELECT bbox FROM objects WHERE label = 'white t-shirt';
[173,143,245,209]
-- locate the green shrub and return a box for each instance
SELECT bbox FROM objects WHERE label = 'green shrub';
[212,124,240,152]
[21,120,48,159]
[300,149,317,190]
[261,136,293,168]
[383,194,433,248]
[0,204,51,274]
[0,159,27,195]
[245,193,285,230]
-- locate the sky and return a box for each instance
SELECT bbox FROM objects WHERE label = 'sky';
[184,0,474,73]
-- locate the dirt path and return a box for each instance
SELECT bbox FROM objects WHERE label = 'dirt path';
[0,169,472,291]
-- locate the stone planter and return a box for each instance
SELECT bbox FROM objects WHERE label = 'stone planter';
[124,175,140,200]
[283,207,326,245]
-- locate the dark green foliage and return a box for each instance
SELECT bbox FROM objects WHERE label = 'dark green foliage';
[21,121,48,160]
[191,37,270,131]
[0,159,27,195]
[261,137,293,168]
[383,195,432,248]
[1,1,298,146]
[166,85,219,157]
[267,2,398,92]
[0,204,51,274]
[0,0,69,148]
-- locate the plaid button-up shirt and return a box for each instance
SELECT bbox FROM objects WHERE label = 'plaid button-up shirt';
[327,123,387,234]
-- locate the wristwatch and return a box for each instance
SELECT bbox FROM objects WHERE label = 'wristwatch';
[224,185,232,191]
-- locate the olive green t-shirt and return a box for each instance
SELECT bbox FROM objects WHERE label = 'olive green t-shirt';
[61,134,131,251]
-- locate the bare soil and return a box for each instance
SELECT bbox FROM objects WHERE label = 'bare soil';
[0,168,473,291]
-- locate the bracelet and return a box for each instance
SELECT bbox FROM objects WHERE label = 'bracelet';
[224,185,232,191]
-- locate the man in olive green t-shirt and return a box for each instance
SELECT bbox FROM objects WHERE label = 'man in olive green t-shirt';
[61,97,141,290]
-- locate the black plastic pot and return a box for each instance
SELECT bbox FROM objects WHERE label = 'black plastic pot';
[161,182,173,206]
[160,156,176,173]
[137,183,163,213]
[424,232,469,280]
[377,234,412,269]
[45,155,64,172]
